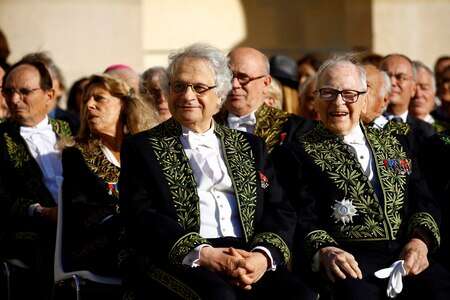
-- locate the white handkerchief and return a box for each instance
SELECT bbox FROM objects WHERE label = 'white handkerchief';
[374,260,406,298]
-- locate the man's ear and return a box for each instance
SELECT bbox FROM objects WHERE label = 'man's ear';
[45,88,55,105]
[361,94,368,115]
[411,81,417,99]
[263,75,272,87]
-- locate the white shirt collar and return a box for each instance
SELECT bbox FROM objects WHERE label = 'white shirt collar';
[20,116,51,133]
[373,115,389,129]
[227,111,257,126]
[423,114,435,124]
[343,124,366,145]
[384,110,408,123]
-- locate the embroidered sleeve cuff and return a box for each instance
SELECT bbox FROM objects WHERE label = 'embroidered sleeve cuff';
[252,246,276,271]
[250,232,290,265]
[304,230,338,260]
[407,212,440,251]
[182,244,211,268]
[169,232,210,265]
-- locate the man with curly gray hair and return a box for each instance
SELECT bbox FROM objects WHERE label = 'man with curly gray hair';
[120,43,314,299]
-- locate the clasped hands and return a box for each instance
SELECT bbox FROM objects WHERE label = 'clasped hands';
[319,238,429,282]
[199,246,269,290]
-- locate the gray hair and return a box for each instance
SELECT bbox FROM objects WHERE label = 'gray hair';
[167,43,232,102]
[316,54,367,90]
[140,66,169,95]
[412,60,436,92]
[380,71,391,98]
[298,74,317,99]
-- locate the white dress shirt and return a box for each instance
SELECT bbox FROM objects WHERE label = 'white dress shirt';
[20,117,62,212]
[227,111,257,134]
[100,143,121,168]
[180,124,275,270]
[343,125,376,182]
[423,114,435,125]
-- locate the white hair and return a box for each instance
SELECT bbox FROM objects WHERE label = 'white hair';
[380,71,391,98]
[298,74,317,99]
[167,43,232,103]
[316,54,367,90]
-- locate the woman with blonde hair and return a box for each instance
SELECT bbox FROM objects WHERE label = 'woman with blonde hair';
[61,74,155,275]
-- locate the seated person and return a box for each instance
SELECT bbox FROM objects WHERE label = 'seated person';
[273,55,450,299]
[62,74,154,275]
[119,43,314,300]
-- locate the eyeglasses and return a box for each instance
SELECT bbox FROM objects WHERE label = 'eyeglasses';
[232,73,266,86]
[2,87,42,98]
[386,72,412,83]
[315,88,367,103]
[170,82,216,95]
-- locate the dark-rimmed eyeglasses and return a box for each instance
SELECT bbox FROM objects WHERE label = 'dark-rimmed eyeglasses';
[386,72,412,83]
[2,87,42,99]
[170,82,216,95]
[232,73,266,86]
[315,88,367,103]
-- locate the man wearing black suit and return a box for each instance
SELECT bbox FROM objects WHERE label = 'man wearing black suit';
[381,54,435,155]
[215,47,314,153]
[273,55,450,299]
[120,43,313,299]
[0,60,71,299]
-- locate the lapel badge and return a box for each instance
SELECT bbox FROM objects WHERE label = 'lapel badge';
[259,171,269,189]
[331,199,358,226]
[279,132,287,144]
[383,159,411,175]
[107,182,119,197]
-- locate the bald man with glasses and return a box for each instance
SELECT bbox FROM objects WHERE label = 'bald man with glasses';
[0,59,71,300]
[215,47,314,153]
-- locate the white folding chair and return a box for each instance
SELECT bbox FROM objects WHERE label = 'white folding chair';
[54,192,122,300]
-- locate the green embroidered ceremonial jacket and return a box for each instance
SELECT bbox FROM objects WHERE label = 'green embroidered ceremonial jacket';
[61,141,121,275]
[0,119,71,215]
[214,104,314,153]
[273,123,440,262]
[119,118,295,268]
[0,118,71,243]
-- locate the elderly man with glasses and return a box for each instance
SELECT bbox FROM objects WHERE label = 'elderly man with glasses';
[273,55,450,299]
[215,47,314,153]
[119,43,314,300]
[0,59,71,299]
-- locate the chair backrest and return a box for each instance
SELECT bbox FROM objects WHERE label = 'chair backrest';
[54,191,122,285]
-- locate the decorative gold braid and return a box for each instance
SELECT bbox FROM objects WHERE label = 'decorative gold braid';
[75,141,120,184]
[251,232,291,264]
[148,119,201,232]
[300,124,411,243]
[254,104,290,153]
[407,212,440,251]
[304,230,338,259]
[215,125,258,242]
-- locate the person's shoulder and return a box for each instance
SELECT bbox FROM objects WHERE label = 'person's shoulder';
[49,118,72,137]
[407,115,435,136]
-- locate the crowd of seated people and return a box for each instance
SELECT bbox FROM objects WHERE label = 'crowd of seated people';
[1,29,450,299]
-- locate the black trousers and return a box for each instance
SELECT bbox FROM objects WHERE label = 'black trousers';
[314,242,450,300]
[134,265,316,300]
[131,238,316,300]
